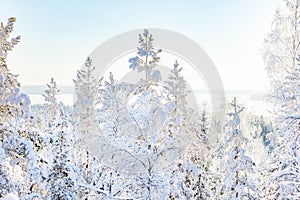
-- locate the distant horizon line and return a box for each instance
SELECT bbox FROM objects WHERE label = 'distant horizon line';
[20,85,268,95]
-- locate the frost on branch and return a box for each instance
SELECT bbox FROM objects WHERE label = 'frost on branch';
[0,18,30,121]
[221,98,259,199]
[0,18,43,199]
[42,79,77,199]
[0,17,21,66]
[263,1,300,198]
[129,29,162,84]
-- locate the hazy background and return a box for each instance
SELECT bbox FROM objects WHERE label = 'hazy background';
[1,0,281,91]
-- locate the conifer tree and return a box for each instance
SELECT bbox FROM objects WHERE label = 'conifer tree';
[221,98,258,199]
[263,0,300,198]
[129,29,162,85]
[0,18,44,199]
[43,78,77,199]
[73,57,112,198]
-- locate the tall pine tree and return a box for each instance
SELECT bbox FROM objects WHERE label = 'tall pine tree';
[263,0,300,198]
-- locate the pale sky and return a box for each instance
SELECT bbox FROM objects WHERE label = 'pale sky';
[1,0,281,90]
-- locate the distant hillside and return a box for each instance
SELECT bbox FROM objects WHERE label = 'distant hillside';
[21,85,74,94]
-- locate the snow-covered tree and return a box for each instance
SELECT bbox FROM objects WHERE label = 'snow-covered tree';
[164,60,188,116]
[128,29,162,85]
[263,0,300,198]
[190,110,213,199]
[197,109,209,144]
[73,57,116,199]
[97,72,130,139]
[161,61,197,199]
[0,17,29,122]
[169,109,216,200]
[123,83,177,199]
[94,32,189,199]
[0,18,45,199]
[43,78,77,199]
[73,56,101,138]
[43,78,60,121]
[221,98,259,199]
